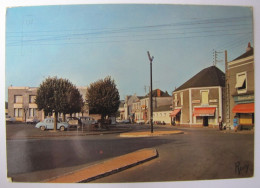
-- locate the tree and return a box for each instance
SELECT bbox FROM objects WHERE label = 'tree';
[62,85,84,119]
[86,76,120,125]
[35,77,80,131]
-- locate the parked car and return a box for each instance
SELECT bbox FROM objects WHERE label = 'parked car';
[26,117,40,124]
[122,119,130,124]
[79,116,97,126]
[136,119,145,124]
[6,115,16,123]
[35,118,69,131]
[66,117,81,127]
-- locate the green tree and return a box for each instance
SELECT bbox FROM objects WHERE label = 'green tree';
[63,85,84,118]
[35,77,81,131]
[87,76,120,125]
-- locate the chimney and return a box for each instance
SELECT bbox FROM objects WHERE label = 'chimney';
[157,89,161,97]
[246,42,252,52]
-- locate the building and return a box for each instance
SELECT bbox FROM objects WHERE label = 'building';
[226,43,254,129]
[153,104,172,125]
[124,94,142,122]
[172,66,225,127]
[5,102,8,115]
[8,86,88,122]
[118,100,125,120]
[136,89,172,123]
[8,86,44,122]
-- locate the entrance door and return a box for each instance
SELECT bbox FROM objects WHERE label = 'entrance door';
[203,116,208,126]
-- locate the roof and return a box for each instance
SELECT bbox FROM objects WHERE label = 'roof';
[154,105,172,112]
[146,89,171,97]
[174,66,225,92]
[232,45,254,61]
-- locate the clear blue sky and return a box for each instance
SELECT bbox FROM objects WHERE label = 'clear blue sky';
[5,4,253,100]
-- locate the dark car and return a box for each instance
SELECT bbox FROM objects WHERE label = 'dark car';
[66,117,81,127]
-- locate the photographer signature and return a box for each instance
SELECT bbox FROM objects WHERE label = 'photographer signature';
[235,161,249,175]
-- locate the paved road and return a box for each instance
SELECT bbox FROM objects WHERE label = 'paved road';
[93,128,254,183]
[6,123,254,182]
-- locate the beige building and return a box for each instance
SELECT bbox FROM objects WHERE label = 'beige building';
[172,66,225,127]
[226,43,254,129]
[8,86,88,122]
[8,86,44,122]
[131,89,172,123]
[153,105,172,125]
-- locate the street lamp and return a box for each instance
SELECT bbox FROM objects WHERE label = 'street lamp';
[147,51,154,133]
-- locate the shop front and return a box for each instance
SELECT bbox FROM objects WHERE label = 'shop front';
[232,103,254,128]
[232,94,254,129]
[193,107,216,126]
[170,108,181,125]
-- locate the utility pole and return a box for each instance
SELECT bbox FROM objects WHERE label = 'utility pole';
[213,50,224,66]
[147,51,154,133]
[224,50,230,129]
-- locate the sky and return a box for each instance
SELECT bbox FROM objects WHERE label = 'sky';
[1,1,259,188]
[5,4,254,101]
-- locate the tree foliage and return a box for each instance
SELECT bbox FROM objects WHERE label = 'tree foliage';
[35,77,83,130]
[63,86,84,116]
[86,76,120,120]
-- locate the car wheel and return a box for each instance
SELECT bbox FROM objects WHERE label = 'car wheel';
[40,126,46,131]
[60,126,65,131]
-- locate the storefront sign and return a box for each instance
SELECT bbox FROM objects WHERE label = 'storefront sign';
[192,100,200,103]
[209,99,218,103]
[234,94,254,103]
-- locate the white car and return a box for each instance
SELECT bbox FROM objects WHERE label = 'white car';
[6,115,16,122]
[35,118,69,131]
[79,116,97,126]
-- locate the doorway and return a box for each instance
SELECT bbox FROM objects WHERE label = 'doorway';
[203,116,208,126]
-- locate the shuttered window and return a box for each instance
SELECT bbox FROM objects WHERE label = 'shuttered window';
[201,91,209,105]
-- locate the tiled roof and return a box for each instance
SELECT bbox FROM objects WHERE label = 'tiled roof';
[232,47,254,61]
[154,105,172,112]
[174,66,225,92]
[146,89,171,97]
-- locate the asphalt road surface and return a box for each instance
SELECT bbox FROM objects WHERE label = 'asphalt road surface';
[6,124,254,183]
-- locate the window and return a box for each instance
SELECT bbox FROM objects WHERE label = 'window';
[174,94,178,106]
[236,72,247,94]
[29,108,36,117]
[29,95,36,103]
[180,92,183,106]
[14,95,23,103]
[14,108,23,117]
[201,91,209,105]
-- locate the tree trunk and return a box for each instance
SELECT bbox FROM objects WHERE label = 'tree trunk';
[54,112,58,131]
[62,113,66,122]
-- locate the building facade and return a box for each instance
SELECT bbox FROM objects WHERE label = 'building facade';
[8,86,88,122]
[131,89,172,123]
[153,105,172,125]
[226,43,254,129]
[172,66,225,127]
[8,87,44,122]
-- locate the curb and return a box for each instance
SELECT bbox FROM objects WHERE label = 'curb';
[120,130,184,137]
[6,129,132,140]
[44,148,158,183]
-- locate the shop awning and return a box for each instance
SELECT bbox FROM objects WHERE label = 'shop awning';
[232,103,254,113]
[193,107,216,117]
[170,109,181,117]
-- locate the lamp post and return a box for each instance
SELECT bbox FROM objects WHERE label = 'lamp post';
[147,51,154,133]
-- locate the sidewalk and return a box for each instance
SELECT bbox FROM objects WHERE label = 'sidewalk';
[44,148,158,183]
[6,124,132,140]
[120,130,184,137]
